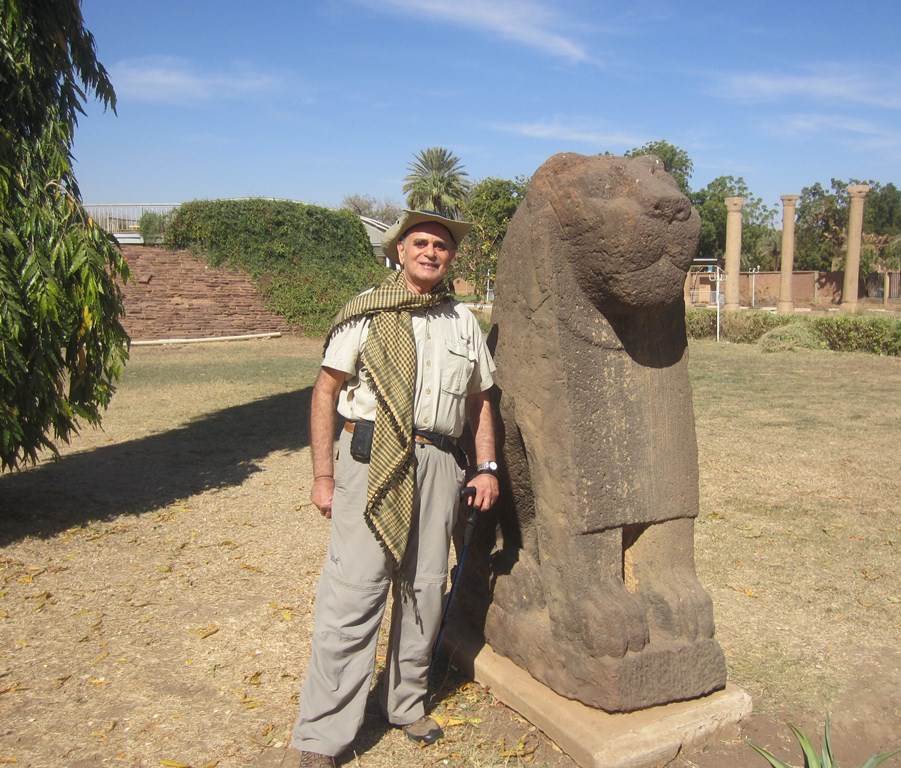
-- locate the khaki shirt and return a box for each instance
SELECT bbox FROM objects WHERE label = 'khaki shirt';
[323,302,495,438]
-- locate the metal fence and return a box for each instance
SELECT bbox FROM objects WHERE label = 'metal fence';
[85,204,177,234]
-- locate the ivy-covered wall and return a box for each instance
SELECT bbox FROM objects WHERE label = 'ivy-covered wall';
[167,199,389,335]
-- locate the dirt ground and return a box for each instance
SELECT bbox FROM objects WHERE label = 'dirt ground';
[0,336,898,768]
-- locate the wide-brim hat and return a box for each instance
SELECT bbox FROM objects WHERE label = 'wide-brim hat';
[381,209,472,263]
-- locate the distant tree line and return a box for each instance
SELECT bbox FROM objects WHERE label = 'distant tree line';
[625,140,901,274]
[341,147,529,295]
[344,141,900,290]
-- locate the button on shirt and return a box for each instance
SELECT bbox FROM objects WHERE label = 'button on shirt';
[323,302,495,438]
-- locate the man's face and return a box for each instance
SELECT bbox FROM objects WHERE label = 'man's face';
[396,222,456,294]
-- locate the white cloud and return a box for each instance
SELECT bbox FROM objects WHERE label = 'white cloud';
[713,67,901,111]
[491,117,641,148]
[353,0,591,62]
[781,113,880,136]
[770,113,901,153]
[111,56,286,104]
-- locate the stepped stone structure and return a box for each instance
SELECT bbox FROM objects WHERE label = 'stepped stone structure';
[456,153,726,713]
[118,246,291,341]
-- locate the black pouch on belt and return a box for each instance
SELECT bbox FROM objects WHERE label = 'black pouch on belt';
[349,420,374,463]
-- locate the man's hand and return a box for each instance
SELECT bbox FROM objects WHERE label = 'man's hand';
[466,390,500,511]
[308,366,346,521]
[311,476,335,519]
[465,471,499,512]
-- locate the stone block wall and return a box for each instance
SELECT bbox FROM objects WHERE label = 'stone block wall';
[118,246,292,341]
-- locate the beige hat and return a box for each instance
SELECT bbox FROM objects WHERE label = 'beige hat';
[381,209,472,263]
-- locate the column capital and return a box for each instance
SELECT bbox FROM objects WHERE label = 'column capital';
[847,184,870,199]
[725,197,745,212]
[780,194,800,207]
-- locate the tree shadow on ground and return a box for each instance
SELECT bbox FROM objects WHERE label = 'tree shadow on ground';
[0,388,312,546]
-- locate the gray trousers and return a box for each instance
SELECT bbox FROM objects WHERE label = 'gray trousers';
[292,429,463,757]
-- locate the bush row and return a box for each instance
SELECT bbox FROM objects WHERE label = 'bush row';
[685,308,901,356]
[166,199,388,335]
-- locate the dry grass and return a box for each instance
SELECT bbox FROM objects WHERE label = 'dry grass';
[689,340,900,706]
[0,336,899,768]
[674,340,901,768]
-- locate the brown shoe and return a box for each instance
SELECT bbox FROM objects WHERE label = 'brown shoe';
[402,715,444,745]
[299,751,335,767]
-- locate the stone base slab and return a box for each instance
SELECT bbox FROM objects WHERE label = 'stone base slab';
[443,625,753,768]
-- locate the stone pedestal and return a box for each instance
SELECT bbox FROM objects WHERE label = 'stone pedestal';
[841,184,870,312]
[723,197,744,311]
[777,195,799,313]
[443,624,753,768]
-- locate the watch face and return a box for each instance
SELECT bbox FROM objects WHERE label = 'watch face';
[479,461,498,471]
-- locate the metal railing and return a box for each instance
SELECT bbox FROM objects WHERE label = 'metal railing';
[85,204,178,233]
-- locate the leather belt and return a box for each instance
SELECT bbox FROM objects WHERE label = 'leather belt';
[343,420,455,451]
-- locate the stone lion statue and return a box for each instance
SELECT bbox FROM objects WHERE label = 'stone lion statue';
[455,152,726,712]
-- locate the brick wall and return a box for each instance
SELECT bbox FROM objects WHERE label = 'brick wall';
[119,245,292,341]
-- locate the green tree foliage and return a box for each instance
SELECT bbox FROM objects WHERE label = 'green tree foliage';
[455,176,528,293]
[403,146,471,218]
[862,182,901,271]
[0,0,131,470]
[690,176,777,268]
[167,198,387,335]
[625,139,694,196]
[795,181,848,271]
[796,179,901,273]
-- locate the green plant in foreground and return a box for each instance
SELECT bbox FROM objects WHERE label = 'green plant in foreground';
[1,0,131,470]
[748,719,900,768]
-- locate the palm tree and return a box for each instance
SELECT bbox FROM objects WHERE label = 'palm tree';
[403,147,470,218]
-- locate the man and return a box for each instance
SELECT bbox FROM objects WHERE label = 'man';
[288,210,499,767]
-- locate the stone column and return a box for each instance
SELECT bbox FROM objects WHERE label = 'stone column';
[723,197,744,311]
[840,184,870,312]
[777,195,800,313]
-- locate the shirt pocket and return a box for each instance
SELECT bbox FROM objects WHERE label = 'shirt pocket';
[440,340,476,396]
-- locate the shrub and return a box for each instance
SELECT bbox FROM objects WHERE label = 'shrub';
[686,308,900,356]
[721,311,796,344]
[685,309,794,343]
[811,314,901,356]
[759,323,827,353]
[167,198,388,335]
[686,308,719,338]
[138,210,168,245]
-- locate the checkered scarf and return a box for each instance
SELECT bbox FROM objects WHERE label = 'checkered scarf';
[328,270,452,568]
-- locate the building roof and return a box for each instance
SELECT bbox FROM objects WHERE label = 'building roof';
[359,216,390,248]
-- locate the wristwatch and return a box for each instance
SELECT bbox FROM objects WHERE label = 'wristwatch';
[476,460,498,476]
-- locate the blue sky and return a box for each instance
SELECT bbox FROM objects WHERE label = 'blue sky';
[74,0,901,218]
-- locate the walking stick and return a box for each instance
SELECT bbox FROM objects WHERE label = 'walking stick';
[432,486,479,662]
